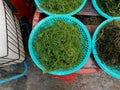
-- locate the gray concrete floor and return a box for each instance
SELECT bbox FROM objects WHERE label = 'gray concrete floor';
[1,57,120,90]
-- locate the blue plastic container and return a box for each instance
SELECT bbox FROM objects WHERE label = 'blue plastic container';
[92,17,120,79]
[29,15,91,75]
[34,0,87,15]
[92,0,112,19]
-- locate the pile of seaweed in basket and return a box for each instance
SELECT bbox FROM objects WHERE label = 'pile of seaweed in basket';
[40,0,82,14]
[33,20,84,73]
[96,20,120,69]
[97,0,120,16]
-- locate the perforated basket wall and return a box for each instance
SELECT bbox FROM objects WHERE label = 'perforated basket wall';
[0,0,25,67]
[29,15,91,75]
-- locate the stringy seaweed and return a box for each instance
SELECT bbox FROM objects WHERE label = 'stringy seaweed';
[40,0,82,14]
[33,20,83,72]
[96,20,120,69]
[97,0,120,16]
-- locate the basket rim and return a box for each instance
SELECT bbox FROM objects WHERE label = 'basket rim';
[34,0,87,15]
[92,17,120,79]
[92,0,112,19]
[29,15,91,75]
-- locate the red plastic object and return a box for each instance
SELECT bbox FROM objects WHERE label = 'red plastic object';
[52,74,76,83]
[52,68,100,82]
[32,12,42,27]
[75,68,101,74]
[10,0,33,24]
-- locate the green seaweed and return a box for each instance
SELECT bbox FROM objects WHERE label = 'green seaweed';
[97,0,120,16]
[33,20,83,72]
[96,20,120,69]
[40,0,82,14]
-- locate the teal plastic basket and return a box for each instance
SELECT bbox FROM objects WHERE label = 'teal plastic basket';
[29,15,91,75]
[34,0,87,15]
[92,0,112,19]
[92,17,120,79]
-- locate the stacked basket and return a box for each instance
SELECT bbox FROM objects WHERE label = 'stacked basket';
[29,0,92,75]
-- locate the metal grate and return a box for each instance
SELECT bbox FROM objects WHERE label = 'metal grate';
[0,0,25,67]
